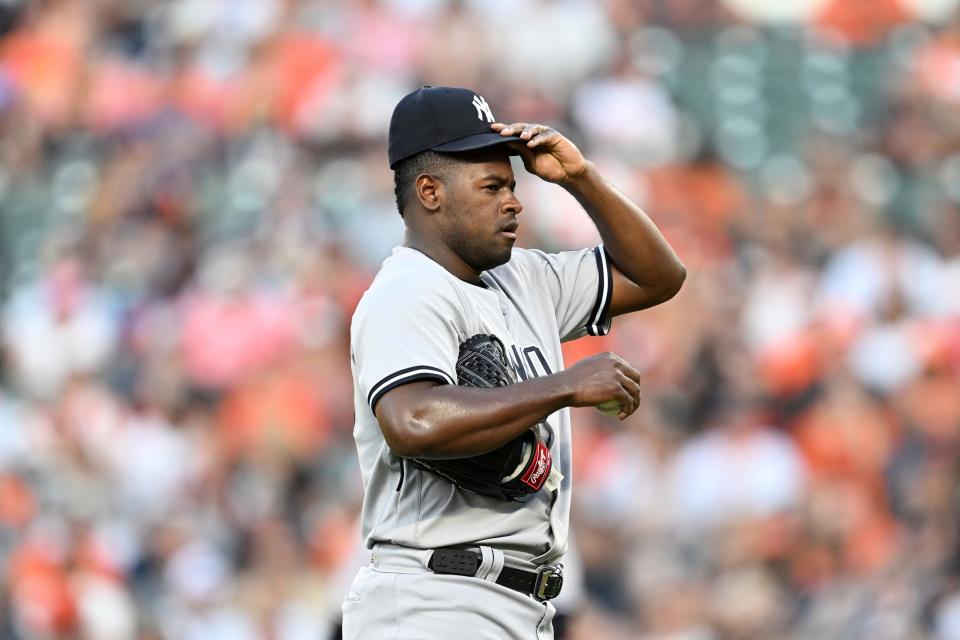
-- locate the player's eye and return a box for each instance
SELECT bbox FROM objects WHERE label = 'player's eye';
[483,184,499,192]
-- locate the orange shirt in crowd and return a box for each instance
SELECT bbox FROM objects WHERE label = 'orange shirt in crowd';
[815,0,911,46]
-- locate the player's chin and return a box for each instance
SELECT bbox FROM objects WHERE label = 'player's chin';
[494,243,514,264]
[479,245,513,270]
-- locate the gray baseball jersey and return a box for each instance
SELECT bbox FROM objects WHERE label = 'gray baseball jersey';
[349,244,612,565]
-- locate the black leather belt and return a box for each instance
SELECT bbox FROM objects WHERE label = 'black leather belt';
[428,548,563,602]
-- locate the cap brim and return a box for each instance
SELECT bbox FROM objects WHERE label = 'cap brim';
[431,132,523,156]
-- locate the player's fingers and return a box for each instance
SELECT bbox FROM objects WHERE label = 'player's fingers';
[499,122,530,136]
[607,351,628,365]
[519,124,547,140]
[606,352,641,385]
[624,373,644,412]
[615,385,637,419]
[506,141,536,171]
[526,129,557,147]
[620,364,642,385]
[623,376,642,406]
[614,380,637,412]
[518,124,543,138]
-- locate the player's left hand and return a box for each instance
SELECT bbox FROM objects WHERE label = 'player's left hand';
[492,122,588,185]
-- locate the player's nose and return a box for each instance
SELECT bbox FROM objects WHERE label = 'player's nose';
[502,190,522,216]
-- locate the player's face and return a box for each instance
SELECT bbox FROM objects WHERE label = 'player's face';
[443,150,523,272]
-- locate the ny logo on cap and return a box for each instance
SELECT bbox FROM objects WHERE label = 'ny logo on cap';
[472,94,494,123]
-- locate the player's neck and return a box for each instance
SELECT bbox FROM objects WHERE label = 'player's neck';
[403,233,483,285]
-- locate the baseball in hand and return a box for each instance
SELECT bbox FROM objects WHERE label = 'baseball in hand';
[596,400,622,416]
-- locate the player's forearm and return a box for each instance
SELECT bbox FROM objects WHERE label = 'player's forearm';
[375,376,575,459]
[564,162,686,307]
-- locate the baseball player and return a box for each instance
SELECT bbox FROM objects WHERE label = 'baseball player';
[345,86,685,639]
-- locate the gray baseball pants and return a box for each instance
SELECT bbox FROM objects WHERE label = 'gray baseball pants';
[341,544,556,639]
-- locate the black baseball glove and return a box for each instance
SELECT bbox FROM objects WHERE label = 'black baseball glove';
[410,334,555,501]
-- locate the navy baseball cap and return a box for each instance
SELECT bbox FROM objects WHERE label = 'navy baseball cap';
[388,86,522,169]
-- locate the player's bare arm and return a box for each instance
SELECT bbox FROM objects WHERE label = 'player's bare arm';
[493,121,686,315]
[375,351,642,459]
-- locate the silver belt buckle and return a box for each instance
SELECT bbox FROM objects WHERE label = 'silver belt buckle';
[534,564,563,601]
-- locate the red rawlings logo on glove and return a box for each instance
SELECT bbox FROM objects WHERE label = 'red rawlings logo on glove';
[520,441,552,491]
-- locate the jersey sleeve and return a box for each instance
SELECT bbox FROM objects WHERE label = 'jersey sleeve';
[351,282,461,413]
[518,245,614,342]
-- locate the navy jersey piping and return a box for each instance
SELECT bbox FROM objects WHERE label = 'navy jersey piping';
[586,245,613,336]
[368,365,454,411]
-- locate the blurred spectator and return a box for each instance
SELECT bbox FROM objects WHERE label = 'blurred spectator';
[668,396,807,529]
[2,256,118,399]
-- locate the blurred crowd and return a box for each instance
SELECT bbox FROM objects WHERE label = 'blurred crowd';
[1,0,960,638]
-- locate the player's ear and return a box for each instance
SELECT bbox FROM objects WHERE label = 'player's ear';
[415,174,443,212]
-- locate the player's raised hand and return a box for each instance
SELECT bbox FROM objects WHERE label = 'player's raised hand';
[492,122,588,185]
[557,352,642,420]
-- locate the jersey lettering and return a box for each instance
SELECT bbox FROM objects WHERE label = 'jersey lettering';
[508,344,550,381]
[524,346,553,377]
[509,345,528,381]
